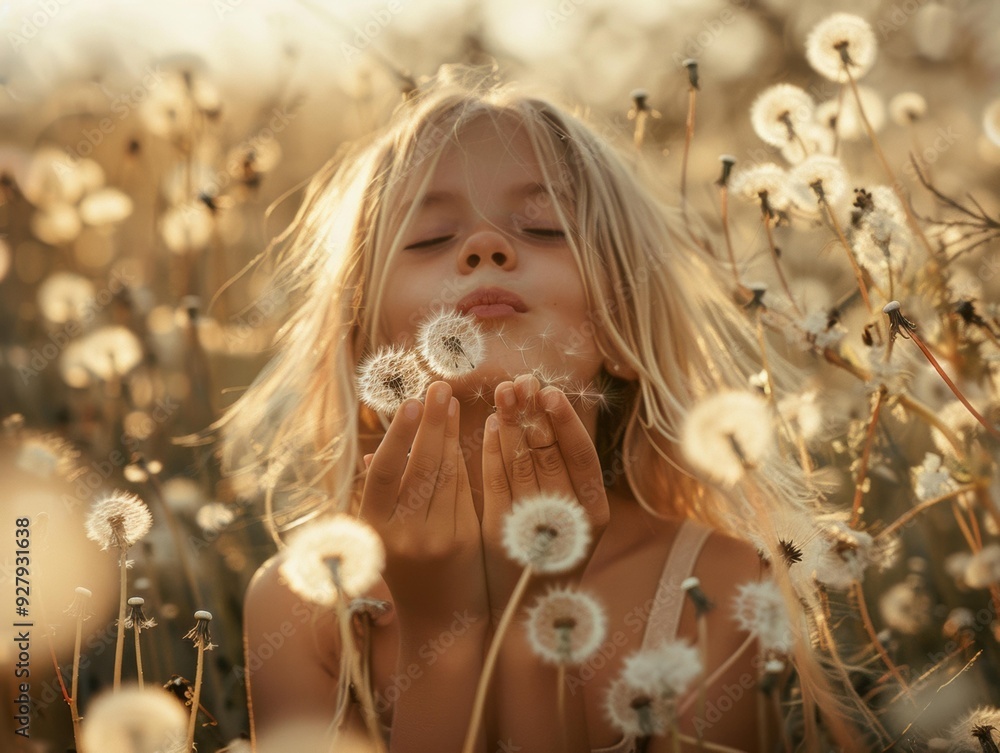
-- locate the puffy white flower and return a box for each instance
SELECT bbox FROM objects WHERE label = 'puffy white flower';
[31,203,82,245]
[81,686,187,753]
[779,122,836,165]
[800,310,847,350]
[731,580,794,654]
[911,452,956,501]
[889,92,927,126]
[816,86,886,141]
[790,155,850,208]
[965,544,1000,589]
[878,576,931,635]
[524,587,607,665]
[729,163,792,211]
[604,676,669,738]
[622,641,702,698]
[78,325,144,381]
[416,309,486,378]
[356,346,431,415]
[280,515,385,606]
[945,706,1000,753]
[750,84,815,147]
[502,494,590,574]
[777,390,824,440]
[160,201,214,254]
[196,502,237,534]
[805,13,878,83]
[79,188,134,225]
[815,520,874,591]
[681,391,774,487]
[37,272,96,324]
[85,491,153,551]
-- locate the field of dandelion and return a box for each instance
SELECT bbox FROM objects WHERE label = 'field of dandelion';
[2,0,1000,750]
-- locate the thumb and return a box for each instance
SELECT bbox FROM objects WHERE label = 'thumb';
[363,453,374,470]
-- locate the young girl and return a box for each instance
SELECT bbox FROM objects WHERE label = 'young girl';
[222,66,865,752]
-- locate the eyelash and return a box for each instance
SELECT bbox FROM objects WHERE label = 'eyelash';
[402,228,566,251]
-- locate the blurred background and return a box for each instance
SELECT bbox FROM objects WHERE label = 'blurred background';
[2,0,1000,749]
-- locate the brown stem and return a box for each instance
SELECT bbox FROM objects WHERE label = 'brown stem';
[821,196,872,312]
[850,387,885,527]
[876,484,976,539]
[852,581,915,704]
[186,643,205,753]
[113,547,127,691]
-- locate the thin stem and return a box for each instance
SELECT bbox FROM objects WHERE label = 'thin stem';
[675,734,747,753]
[850,387,885,527]
[113,547,128,692]
[133,626,145,690]
[696,613,709,751]
[557,664,568,753]
[719,186,740,287]
[761,214,802,315]
[462,566,533,753]
[852,581,914,704]
[757,687,768,753]
[334,597,386,753]
[820,195,872,312]
[773,690,792,753]
[681,88,697,206]
[876,484,976,539]
[71,616,84,751]
[186,643,205,753]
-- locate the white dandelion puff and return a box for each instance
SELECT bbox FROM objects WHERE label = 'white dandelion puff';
[732,580,794,654]
[604,676,670,738]
[983,98,1000,148]
[31,203,82,245]
[79,188,134,225]
[889,92,927,126]
[502,494,590,574]
[878,576,931,635]
[729,163,792,212]
[195,503,237,535]
[805,13,878,83]
[816,86,886,141]
[964,544,1000,589]
[945,706,1000,753]
[78,326,144,381]
[750,84,816,147]
[279,515,385,606]
[85,491,153,551]
[681,391,774,487]
[815,520,874,591]
[417,309,486,377]
[524,587,607,665]
[356,346,431,414]
[622,641,703,698]
[779,123,835,165]
[37,272,96,324]
[911,452,956,501]
[80,686,187,753]
[790,154,850,207]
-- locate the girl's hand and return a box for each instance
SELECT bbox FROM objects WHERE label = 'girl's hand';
[481,375,610,611]
[360,381,488,631]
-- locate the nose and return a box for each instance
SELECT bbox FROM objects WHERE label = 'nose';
[458,229,518,273]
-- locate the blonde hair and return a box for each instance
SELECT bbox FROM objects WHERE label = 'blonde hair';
[214,65,877,747]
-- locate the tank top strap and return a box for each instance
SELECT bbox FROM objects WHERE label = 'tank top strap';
[640,520,712,650]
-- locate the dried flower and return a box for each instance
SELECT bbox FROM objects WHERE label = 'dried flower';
[357,345,431,415]
[750,84,815,147]
[805,13,878,83]
[815,521,874,590]
[622,641,702,698]
[791,155,850,207]
[729,163,792,213]
[681,391,774,487]
[965,544,1000,589]
[946,707,1000,753]
[911,452,956,501]
[184,610,216,651]
[80,686,187,753]
[524,587,607,665]
[501,494,590,574]
[604,676,669,738]
[65,587,93,620]
[279,515,385,606]
[889,92,927,126]
[125,596,157,632]
[416,309,486,378]
[878,576,931,635]
[85,491,153,551]
[731,580,794,654]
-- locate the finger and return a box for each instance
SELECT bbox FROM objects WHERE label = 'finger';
[495,380,539,500]
[515,375,556,449]
[363,453,374,470]
[429,395,463,528]
[395,381,452,520]
[361,399,422,522]
[539,386,610,531]
[482,411,512,529]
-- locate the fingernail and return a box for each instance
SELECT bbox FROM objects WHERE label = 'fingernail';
[448,397,458,416]
[501,385,516,408]
[486,413,498,432]
[363,453,374,469]
[435,383,449,405]
[404,400,420,419]
[540,389,558,410]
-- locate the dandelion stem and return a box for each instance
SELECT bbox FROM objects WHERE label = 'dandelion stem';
[877,484,976,539]
[185,640,205,753]
[757,685,768,753]
[133,624,145,690]
[681,87,697,208]
[557,664,568,753]
[677,634,755,716]
[113,547,127,692]
[674,735,747,753]
[669,712,682,753]
[462,566,533,753]
[820,195,872,312]
[761,215,802,315]
[70,616,84,750]
[695,613,709,751]
[718,184,741,287]
[850,387,885,527]
[334,596,386,753]
[851,581,915,704]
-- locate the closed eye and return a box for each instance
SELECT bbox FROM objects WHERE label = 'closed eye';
[523,228,566,240]
[404,235,454,250]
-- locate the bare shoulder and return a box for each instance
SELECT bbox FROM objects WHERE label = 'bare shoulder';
[695,528,765,591]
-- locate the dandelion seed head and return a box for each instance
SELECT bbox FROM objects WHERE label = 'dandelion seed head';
[196,502,237,534]
[945,551,973,586]
[85,491,153,550]
[16,432,80,480]
[731,580,795,654]
[889,92,927,126]
[750,84,816,147]
[125,596,157,631]
[800,310,847,350]
[777,390,824,440]
[878,576,931,634]
[681,391,774,487]
[965,544,1000,589]
[80,686,187,753]
[356,346,431,415]
[815,521,873,591]
[417,309,486,377]
[280,515,385,606]
[76,326,144,381]
[524,587,607,665]
[912,452,956,501]
[184,610,216,650]
[943,607,976,639]
[603,677,669,738]
[622,641,703,698]
[791,155,850,207]
[79,187,134,225]
[729,163,792,210]
[946,707,1000,753]
[779,123,835,165]
[816,86,886,141]
[502,494,590,573]
[37,272,96,324]
[160,201,214,254]
[805,13,878,83]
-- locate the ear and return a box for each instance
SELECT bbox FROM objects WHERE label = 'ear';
[603,357,639,382]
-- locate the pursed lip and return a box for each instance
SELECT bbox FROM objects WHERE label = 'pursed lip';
[455,287,528,315]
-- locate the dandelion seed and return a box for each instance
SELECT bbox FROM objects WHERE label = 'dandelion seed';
[965,544,1000,589]
[356,346,431,414]
[815,521,874,591]
[502,494,590,574]
[732,580,795,654]
[681,391,774,487]
[805,13,878,83]
[878,576,931,635]
[622,641,703,698]
[750,84,816,147]
[280,515,385,606]
[800,310,847,350]
[604,676,669,738]
[946,707,1000,753]
[911,452,956,501]
[889,92,927,126]
[80,686,187,753]
[417,309,486,377]
[729,163,792,213]
[37,272,96,323]
[85,491,153,551]
[524,587,607,665]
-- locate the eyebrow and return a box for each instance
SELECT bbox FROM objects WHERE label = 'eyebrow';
[401,182,570,215]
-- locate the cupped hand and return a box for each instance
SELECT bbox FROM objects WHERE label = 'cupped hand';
[481,374,611,613]
[360,381,488,630]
